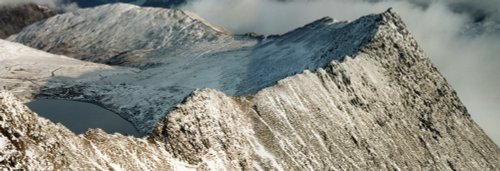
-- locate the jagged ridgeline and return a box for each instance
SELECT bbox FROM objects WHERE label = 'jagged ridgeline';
[1,3,499,170]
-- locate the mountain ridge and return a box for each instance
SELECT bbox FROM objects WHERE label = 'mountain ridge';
[0,5,498,170]
[9,3,230,65]
[9,3,386,134]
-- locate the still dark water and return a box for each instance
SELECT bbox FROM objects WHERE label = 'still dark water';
[27,99,140,137]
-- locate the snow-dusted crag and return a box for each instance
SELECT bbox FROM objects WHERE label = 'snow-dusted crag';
[1,4,499,170]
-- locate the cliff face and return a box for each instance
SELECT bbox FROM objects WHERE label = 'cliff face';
[0,5,499,171]
[0,4,56,39]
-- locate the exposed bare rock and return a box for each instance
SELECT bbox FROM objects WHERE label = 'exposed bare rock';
[154,89,263,170]
[0,4,55,39]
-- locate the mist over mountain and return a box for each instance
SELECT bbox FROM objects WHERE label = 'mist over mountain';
[366,0,500,35]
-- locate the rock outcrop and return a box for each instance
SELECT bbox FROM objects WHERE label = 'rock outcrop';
[0,4,55,39]
[0,5,499,170]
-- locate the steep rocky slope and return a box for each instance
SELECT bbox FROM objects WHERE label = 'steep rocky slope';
[0,5,498,170]
[150,10,500,170]
[0,4,56,39]
[0,92,196,170]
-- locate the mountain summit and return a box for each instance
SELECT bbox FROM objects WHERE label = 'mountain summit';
[1,4,499,170]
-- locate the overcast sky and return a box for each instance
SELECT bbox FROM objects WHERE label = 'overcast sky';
[179,0,500,145]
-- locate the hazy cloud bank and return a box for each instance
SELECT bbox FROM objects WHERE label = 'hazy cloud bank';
[181,0,500,145]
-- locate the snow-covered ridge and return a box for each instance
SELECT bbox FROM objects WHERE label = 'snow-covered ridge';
[0,39,134,101]
[7,4,393,134]
[9,3,230,65]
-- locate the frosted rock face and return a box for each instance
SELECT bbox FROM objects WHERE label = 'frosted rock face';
[0,7,498,170]
[0,4,55,38]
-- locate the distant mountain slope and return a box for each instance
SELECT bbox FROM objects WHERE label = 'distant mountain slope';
[0,9,498,169]
[11,3,230,65]
[0,39,134,100]
[0,4,55,39]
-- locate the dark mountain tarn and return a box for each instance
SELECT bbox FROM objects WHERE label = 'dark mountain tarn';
[27,99,140,137]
